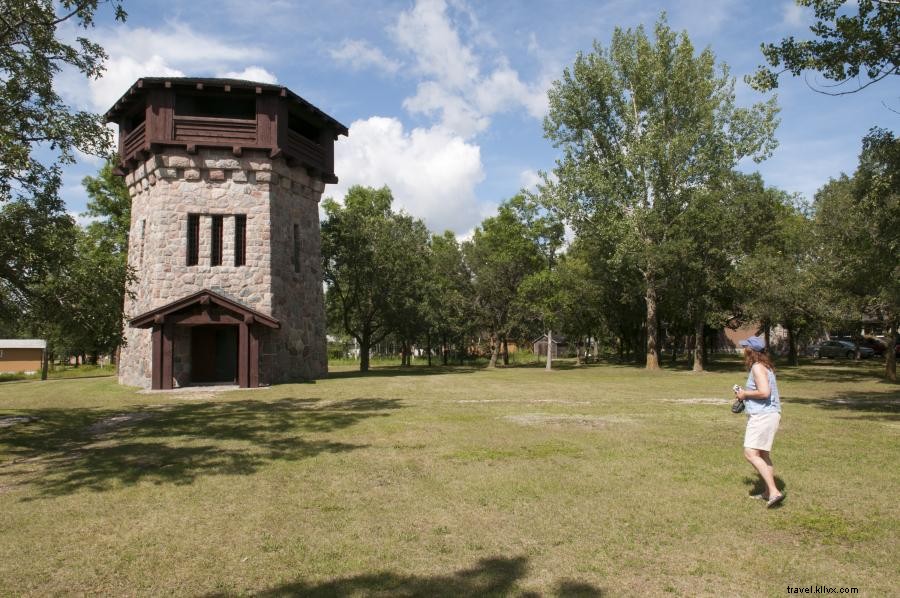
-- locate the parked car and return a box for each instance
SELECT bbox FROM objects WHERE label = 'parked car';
[857,337,886,357]
[816,340,875,359]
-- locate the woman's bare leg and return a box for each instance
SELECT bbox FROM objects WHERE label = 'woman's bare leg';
[744,448,779,498]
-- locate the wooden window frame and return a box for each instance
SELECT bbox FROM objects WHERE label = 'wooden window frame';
[234,215,247,267]
[211,215,224,266]
[187,214,200,266]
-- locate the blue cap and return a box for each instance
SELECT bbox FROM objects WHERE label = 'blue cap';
[739,336,766,352]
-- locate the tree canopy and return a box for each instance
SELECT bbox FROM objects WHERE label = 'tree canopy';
[543,15,779,369]
[749,0,899,95]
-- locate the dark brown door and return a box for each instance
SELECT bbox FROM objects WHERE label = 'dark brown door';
[191,326,237,383]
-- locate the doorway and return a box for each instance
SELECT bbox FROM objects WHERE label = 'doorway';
[190,325,238,383]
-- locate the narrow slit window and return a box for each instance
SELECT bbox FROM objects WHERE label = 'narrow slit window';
[211,215,223,266]
[187,214,200,266]
[292,224,300,273]
[234,215,246,266]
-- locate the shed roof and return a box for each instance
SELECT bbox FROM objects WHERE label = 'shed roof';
[0,339,46,349]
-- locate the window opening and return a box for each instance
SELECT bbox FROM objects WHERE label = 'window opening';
[187,214,200,266]
[288,111,321,143]
[234,215,247,267]
[211,215,223,266]
[292,224,300,273]
[175,93,256,120]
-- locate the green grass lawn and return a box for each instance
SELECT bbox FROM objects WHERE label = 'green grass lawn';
[0,359,897,596]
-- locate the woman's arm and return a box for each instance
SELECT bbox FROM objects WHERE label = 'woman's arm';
[737,364,771,401]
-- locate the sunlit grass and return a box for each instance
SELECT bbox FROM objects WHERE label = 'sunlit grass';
[0,358,896,596]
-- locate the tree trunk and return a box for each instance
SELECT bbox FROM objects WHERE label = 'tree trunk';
[886,322,897,382]
[427,332,432,367]
[488,333,499,368]
[693,320,705,372]
[546,329,553,370]
[576,338,583,365]
[502,337,509,366]
[359,337,371,372]
[763,321,771,352]
[645,282,660,370]
[787,325,798,366]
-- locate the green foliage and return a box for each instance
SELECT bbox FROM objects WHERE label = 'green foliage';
[813,128,899,379]
[544,15,779,368]
[463,195,555,365]
[749,0,899,94]
[0,0,127,204]
[322,186,431,371]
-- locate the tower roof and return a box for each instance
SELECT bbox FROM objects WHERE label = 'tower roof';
[105,77,348,135]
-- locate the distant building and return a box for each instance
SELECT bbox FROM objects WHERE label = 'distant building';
[0,340,46,375]
[106,77,347,389]
[533,334,568,359]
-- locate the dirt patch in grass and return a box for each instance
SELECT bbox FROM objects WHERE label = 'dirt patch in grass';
[458,399,591,405]
[504,413,633,429]
[664,398,729,405]
[0,416,37,428]
[87,412,156,435]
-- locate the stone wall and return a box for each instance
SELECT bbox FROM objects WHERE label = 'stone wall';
[117,147,328,388]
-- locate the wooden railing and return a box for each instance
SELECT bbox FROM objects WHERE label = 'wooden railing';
[286,130,324,168]
[173,116,257,143]
[122,121,146,157]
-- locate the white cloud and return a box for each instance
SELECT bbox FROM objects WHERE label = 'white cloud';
[66,23,271,112]
[220,67,278,84]
[391,0,548,138]
[331,116,485,234]
[519,169,543,191]
[329,39,402,74]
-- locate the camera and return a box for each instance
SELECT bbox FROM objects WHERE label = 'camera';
[731,385,745,413]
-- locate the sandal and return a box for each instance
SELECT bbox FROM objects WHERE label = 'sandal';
[766,494,785,508]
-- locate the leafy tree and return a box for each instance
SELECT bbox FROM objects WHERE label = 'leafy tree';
[749,0,899,95]
[464,195,549,368]
[82,158,131,252]
[0,185,76,332]
[814,129,899,380]
[544,16,779,369]
[322,186,431,372]
[0,0,127,204]
[428,231,477,365]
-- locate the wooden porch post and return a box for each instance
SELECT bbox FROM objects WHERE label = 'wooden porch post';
[151,324,162,390]
[238,321,249,387]
[161,320,174,390]
[249,326,260,387]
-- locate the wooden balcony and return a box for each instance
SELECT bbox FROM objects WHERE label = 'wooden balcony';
[122,121,146,157]
[286,130,325,170]
[173,115,257,144]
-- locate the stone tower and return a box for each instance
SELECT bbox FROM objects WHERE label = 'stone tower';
[106,77,347,389]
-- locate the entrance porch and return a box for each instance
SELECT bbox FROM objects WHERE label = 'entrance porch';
[129,289,279,389]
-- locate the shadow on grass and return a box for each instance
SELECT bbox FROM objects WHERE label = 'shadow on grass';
[787,389,900,422]
[743,475,788,501]
[0,397,402,499]
[776,361,888,384]
[327,366,480,379]
[207,555,603,597]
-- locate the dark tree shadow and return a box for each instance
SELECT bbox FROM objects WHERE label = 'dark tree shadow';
[205,555,603,597]
[0,397,402,499]
[787,389,900,422]
[326,366,480,379]
[776,362,889,384]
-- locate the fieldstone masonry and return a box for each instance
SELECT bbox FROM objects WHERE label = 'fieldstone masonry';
[118,147,328,388]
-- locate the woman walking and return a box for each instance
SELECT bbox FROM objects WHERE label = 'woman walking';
[735,336,784,508]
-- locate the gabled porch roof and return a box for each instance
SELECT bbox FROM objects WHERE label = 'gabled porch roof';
[130,289,279,329]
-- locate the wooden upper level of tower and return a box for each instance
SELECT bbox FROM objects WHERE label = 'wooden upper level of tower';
[105,78,348,183]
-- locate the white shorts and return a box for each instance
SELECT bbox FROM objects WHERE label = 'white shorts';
[744,412,781,451]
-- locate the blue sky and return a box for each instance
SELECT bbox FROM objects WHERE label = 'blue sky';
[57,0,899,235]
